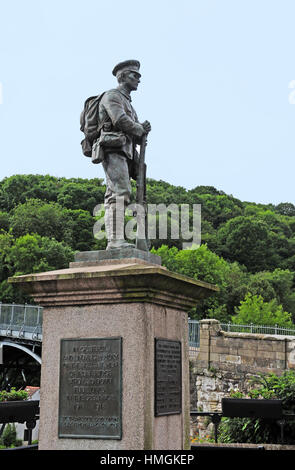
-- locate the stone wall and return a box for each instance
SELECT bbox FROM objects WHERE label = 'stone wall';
[190,319,295,438]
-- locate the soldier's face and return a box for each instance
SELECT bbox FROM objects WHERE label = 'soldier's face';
[124,71,141,91]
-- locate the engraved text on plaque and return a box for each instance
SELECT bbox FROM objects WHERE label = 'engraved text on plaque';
[58,337,122,439]
[155,338,182,416]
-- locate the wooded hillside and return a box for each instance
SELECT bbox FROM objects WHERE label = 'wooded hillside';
[0,174,294,325]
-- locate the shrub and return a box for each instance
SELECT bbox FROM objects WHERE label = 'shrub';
[0,387,28,402]
[0,423,22,448]
[232,293,294,328]
[218,371,295,444]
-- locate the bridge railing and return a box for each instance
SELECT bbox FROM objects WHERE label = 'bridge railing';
[0,303,43,342]
[188,319,200,348]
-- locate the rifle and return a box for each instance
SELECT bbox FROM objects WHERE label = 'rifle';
[136,132,149,251]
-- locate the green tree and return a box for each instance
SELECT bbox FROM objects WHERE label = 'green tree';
[146,179,188,205]
[232,293,294,328]
[281,238,295,271]
[0,174,60,210]
[209,262,249,320]
[66,209,96,251]
[152,244,245,321]
[0,233,74,303]
[275,202,295,217]
[0,232,13,281]
[194,194,243,228]
[188,185,224,196]
[0,423,22,448]
[216,216,277,272]
[0,174,106,214]
[7,233,74,275]
[259,269,295,316]
[56,180,105,213]
[10,199,73,245]
[10,199,98,252]
[0,212,10,232]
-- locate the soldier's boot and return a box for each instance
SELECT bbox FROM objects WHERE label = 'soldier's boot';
[105,203,135,250]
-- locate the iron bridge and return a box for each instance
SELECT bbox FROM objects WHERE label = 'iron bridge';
[0,303,43,388]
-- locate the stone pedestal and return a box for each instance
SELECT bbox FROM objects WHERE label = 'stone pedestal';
[9,252,217,450]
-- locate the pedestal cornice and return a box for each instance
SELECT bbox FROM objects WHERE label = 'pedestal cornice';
[9,259,218,310]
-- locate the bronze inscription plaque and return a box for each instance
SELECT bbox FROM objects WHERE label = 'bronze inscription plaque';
[58,337,122,439]
[154,338,182,416]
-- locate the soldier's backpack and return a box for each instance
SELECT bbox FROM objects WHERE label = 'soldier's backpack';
[80,93,105,157]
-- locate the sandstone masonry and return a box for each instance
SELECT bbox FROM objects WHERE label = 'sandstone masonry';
[190,319,295,438]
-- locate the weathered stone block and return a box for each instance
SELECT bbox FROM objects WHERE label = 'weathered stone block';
[208,353,220,363]
[257,341,276,352]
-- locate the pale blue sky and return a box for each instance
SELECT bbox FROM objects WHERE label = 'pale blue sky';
[0,0,294,205]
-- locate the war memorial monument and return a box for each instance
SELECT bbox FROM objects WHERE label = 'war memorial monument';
[10,61,217,450]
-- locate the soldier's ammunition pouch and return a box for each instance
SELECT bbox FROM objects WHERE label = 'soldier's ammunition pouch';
[91,140,104,164]
[81,137,92,157]
[91,132,127,164]
[100,131,127,148]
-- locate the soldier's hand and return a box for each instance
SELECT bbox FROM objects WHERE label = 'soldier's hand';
[142,120,151,133]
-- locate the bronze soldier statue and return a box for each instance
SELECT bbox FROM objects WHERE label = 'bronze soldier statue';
[97,60,151,250]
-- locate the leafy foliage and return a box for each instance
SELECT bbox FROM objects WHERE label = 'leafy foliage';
[219,371,295,444]
[0,423,22,448]
[0,174,294,325]
[0,387,28,402]
[0,231,74,303]
[232,293,294,328]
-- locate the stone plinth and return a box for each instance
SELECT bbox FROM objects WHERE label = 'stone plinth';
[73,248,162,266]
[9,257,218,450]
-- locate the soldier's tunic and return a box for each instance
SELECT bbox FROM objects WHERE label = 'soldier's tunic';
[99,86,144,206]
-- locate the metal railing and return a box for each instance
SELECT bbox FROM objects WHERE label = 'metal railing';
[220,322,295,336]
[0,303,43,342]
[188,319,200,348]
[188,320,295,350]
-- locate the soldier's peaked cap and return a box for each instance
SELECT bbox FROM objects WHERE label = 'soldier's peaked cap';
[112,60,141,77]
